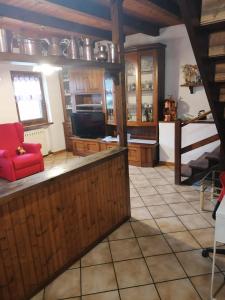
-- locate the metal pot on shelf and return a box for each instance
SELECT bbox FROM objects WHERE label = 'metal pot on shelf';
[81,37,94,61]
[96,44,108,62]
[19,38,41,55]
[0,28,9,52]
[48,37,62,56]
[107,42,118,63]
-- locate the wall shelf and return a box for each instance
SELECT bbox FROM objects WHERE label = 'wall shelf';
[180,83,203,94]
[0,52,122,71]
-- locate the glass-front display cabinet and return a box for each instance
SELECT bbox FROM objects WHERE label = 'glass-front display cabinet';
[125,44,165,126]
[104,76,116,125]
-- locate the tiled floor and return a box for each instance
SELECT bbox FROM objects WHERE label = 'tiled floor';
[3,152,224,300]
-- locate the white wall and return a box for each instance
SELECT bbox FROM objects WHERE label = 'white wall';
[0,62,66,152]
[159,122,219,163]
[125,24,211,118]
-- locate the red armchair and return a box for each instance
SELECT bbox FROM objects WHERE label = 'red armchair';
[0,122,44,181]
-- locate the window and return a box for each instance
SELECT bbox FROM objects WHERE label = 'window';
[11,71,48,126]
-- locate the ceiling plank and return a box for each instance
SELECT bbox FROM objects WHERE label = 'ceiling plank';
[123,0,181,26]
[0,3,112,39]
[0,0,159,36]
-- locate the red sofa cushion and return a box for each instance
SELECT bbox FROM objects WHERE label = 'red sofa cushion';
[0,123,22,156]
[13,153,41,170]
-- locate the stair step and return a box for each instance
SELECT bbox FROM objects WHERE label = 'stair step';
[189,157,209,171]
[207,55,225,64]
[200,20,225,33]
[205,146,220,163]
[181,165,192,178]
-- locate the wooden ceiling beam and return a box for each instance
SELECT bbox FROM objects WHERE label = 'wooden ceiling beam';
[0,3,112,40]
[48,0,159,36]
[0,0,159,37]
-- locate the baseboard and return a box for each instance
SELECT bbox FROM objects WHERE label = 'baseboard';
[159,161,175,166]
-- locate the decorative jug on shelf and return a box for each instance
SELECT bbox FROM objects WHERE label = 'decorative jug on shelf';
[96,44,108,62]
[61,37,79,59]
[48,37,62,56]
[81,37,94,61]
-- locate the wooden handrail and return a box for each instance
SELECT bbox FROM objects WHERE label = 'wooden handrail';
[181,134,219,154]
[181,110,212,127]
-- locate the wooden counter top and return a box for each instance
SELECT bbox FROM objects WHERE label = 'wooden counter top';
[0,147,125,206]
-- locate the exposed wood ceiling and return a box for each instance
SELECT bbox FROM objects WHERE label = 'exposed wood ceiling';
[0,0,182,39]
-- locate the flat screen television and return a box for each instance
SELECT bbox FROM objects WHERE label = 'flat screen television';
[71,112,105,138]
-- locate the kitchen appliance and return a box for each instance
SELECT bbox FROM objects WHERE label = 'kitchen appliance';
[0,29,9,52]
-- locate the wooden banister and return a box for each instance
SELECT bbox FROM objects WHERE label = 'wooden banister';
[182,110,212,126]
[175,119,182,185]
[181,134,219,154]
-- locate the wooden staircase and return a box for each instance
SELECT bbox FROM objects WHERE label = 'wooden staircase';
[181,145,220,184]
[178,0,225,155]
[174,0,225,184]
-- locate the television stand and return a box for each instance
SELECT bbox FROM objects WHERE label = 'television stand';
[71,136,158,167]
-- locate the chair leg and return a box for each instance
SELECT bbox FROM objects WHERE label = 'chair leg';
[200,183,205,211]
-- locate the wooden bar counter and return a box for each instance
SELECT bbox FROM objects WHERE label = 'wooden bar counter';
[0,148,130,300]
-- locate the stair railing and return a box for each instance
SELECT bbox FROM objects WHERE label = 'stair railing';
[175,110,219,184]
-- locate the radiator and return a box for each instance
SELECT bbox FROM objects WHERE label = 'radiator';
[24,129,49,156]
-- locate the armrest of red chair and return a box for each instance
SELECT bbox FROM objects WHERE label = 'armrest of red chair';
[0,149,10,159]
[22,143,42,154]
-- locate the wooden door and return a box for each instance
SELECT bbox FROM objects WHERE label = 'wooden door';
[70,69,89,94]
[87,69,104,93]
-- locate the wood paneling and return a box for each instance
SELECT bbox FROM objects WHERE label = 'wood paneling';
[201,0,225,25]
[0,148,130,300]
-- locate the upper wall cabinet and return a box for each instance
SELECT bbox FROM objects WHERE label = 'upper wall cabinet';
[70,69,104,95]
[125,44,165,126]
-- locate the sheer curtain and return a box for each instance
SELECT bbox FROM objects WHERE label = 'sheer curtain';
[12,74,44,121]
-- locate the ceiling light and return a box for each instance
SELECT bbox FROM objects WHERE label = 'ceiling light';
[33,64,62,76]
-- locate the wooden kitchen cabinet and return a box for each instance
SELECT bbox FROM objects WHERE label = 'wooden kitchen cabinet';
[70,68,104,94]
[71,137,158,167]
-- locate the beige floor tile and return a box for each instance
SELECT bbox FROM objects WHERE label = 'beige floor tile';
[148,204,175,218]
[181,191,200,202]
[146,254,186,282]
[162,193,186,204]
[131,207,152,221]
[130,188,139,198]
[149,178,169,186]
[155,217,186,233]
[81,263,117,295]
[130,174,147,182]
[69,260,81,269]
[144,172,163,179]
[141,194,166,206]
[201,212,215,226]
[190,228,215,248]
[155,185,176,195]
[109,223,135,241]
[130,196,145,208]
[81,243,112,267]
[45,269,80,300]
[138,235,172,257]
[120,284,160,300]
[176,250,219,276]
[179,214,211,230]
[129,167,142,175]
[82,290,120,300]
[164,231,200,252]
[132,179,151,188]
[136,186,158,197]
[110,238,142,261]
[156,278,201,300]
[114,258,152,288]
[169,202,197,215]
[173,184,195,193]
[30,290,44,300]
[131,219,160,237]
[191,273,225,300]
